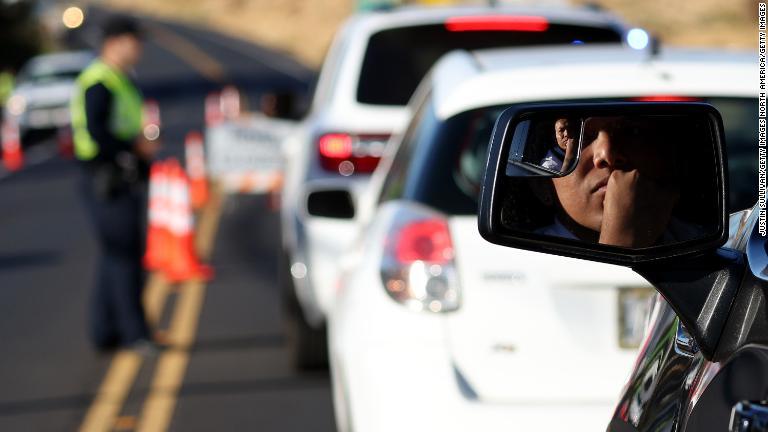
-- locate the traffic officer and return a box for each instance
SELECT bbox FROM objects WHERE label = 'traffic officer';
[71,16,158,350]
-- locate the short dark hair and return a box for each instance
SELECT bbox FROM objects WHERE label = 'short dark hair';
[102,16,143,41]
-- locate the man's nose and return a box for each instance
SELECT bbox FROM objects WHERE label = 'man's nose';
[592,132,626,170]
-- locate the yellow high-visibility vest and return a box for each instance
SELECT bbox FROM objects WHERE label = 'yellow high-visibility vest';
[0,71,14,106]
[70,60,143,160]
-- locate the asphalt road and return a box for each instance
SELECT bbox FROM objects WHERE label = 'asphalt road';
[0,6,336,431]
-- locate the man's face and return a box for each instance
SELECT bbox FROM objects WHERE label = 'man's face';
[108,34,143,68]
[550,117,672,232]
[554,119,573,150]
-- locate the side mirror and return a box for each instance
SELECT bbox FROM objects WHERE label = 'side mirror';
[306,188,355,219]
[479,102,728,266]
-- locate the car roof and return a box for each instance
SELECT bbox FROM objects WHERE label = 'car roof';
[428,45,755,119]
[343,3,629,35]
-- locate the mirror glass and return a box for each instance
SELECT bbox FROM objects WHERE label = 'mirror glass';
[499,114,720,249]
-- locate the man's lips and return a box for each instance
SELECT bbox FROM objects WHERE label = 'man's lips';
[591,177,609,193]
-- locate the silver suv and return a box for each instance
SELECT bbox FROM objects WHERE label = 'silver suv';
[5,50,94,145]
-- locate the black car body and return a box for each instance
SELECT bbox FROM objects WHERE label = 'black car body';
[609,205,768,432]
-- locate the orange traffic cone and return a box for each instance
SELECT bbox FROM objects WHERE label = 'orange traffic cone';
[2,118,23,171]
[184,131,209,210]
[144,160,171,271]
[57,125,74,158]
[205,91,223,127]
[164,159,213,283]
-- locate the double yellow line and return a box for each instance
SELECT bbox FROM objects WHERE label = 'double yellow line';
[79,188,222,432]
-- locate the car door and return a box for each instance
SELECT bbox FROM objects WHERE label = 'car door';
[609,206,768,432]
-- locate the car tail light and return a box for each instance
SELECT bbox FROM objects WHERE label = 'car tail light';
[445,16,549,32]
[381,209,460,313]
[318,133,389,175]
[630,96,703,102]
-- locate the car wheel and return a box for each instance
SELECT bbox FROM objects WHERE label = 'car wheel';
[280,253,329,370]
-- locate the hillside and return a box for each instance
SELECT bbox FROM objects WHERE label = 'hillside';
[99,0,757,69]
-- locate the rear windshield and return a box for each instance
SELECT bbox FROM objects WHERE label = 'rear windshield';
[17,54,92,85]
[386,97,757,215]
[357,23,623,106]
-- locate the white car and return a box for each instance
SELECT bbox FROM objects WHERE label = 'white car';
[328,46,756,431]
[279,3,639,369]
[4,50,94,145]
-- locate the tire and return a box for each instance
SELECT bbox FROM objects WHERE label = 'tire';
[280,252,329,370]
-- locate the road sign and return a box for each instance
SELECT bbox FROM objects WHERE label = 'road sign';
[206,114,296,194]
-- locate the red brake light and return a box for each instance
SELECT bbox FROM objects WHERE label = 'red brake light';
[630,96,703,102]
[381,212,461,313]
[319,133,353,159]
[318,133,388,174]
[395,219,454,264]
[445,15,549,32]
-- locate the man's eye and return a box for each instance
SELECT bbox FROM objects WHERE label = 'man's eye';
[582,129,598,144]
[619,126,650,140]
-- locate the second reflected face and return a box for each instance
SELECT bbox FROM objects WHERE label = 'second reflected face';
[554,118,574,151]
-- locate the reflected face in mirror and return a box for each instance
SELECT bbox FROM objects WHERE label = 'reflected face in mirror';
[538,118,580,173]
[550,116,682,248]
[554,118,578,172]
[554,118,574,151]
[495,107,722,255]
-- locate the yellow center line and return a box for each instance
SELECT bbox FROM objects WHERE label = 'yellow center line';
[144,273,171,327]
[146,23,229,84]
[136,189,222,431]
[135,280,206,432]
[79,271,171,432]
[195,181,224,259]
[79,186,222,432]
[78,351,143,432]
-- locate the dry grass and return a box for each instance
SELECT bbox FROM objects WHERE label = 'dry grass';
[98,0,758,69]
[99,0,354,68]
[573,0,757,49]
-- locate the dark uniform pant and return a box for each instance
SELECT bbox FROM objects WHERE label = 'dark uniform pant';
[80,169,149,349]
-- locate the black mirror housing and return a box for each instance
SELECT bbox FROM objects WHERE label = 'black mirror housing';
[479,102,729,266]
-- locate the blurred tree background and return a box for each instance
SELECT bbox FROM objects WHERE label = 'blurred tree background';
[99,0,758,69]
[0,0,46,72]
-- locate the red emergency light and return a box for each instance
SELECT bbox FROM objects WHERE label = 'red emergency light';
[631,96,703,102]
